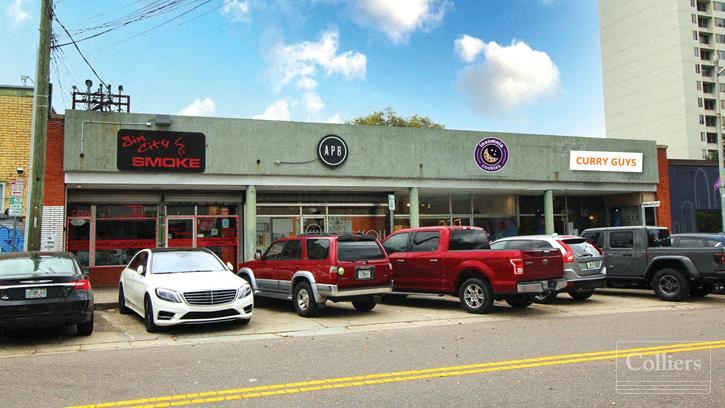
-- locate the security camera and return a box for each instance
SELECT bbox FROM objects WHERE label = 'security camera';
[16,167,24,175]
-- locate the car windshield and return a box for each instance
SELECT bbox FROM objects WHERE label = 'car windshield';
[151,251,225,274]
[0,255,78,278]
[337,241,386,261]
[562,239,600,258]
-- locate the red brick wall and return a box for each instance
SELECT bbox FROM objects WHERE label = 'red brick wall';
[655,145,672,230]
[44,117,65,206]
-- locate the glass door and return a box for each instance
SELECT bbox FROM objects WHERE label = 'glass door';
[166,217,194,248]
[302,217,325,234]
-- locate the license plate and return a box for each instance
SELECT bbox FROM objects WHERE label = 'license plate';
[25,288,47,299]
[586,261,599,269]
[355,266,374,280]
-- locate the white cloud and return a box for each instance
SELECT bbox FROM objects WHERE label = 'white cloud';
[454,34,485,63]
[296,77,318,91]
[303,92,324,114]
[221,0,250,22]
[270,29,366,91]
[326,113,344,123]
[254,99,290,121]
[178,97,216,116]
[456,37,561,113]
[6,0,29,27]
[352,0,450,44]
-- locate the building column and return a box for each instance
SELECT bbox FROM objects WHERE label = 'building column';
[244,185,256,261]
[409,187,420,228]
[544,190,554,234]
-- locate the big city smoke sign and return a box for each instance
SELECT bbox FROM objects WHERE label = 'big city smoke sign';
[117,129,206,173]
[317,134,348,167]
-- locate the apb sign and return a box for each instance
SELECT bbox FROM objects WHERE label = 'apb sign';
[117,129,206,173]
[317,135,348,168]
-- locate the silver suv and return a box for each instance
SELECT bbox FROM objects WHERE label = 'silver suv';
[490,235,606,302]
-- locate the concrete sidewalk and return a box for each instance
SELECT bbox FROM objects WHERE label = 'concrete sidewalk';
[93,287,118,310]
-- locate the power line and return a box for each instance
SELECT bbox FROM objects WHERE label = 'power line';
[52,13,107,87]
[52,0,216,48]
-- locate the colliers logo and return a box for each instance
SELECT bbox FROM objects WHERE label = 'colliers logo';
[474,137,509,172]
[318,134,348,167]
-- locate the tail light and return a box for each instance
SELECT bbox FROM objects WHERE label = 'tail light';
[559,243,575,263]
[510,259,524,275]
[328,266,345,277]
[73,280,91,291]
[715,252,724,265]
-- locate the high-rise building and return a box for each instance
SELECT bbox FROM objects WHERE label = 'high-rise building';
[600,0,725,160]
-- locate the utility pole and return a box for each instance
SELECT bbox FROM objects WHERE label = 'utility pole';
[25,0,52,251]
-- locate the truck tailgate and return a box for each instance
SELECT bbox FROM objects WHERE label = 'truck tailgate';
[521,249,564,281]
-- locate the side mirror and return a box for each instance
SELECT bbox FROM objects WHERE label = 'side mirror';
[255,250,262,261]
[137,265,145,276]
[226,261,234,272]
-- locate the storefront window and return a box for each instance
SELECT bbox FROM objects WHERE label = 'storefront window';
[327,216,387,240]
[518,195,544,215]
[472,194,515,215]
[393,217,410,232]
[419,194,449,215]
[451,193,471,214]
[95,219,156,266]
[327,206,386,215]
[66,218,90,268]
[197,217,237,265]
[258,206,300,216]
[474,218,517,241]
[256,216,299,253]
[166,205,195,216]
[96,204,157,218]
[394,194,410,215]
[197,205,238,215]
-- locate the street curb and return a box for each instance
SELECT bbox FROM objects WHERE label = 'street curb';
[94,302,117,311]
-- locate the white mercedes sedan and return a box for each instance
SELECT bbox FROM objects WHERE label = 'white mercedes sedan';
[118,248,253,332]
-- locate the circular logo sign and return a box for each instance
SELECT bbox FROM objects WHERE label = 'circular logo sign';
[317,134,348,167]
[474,137,509,172]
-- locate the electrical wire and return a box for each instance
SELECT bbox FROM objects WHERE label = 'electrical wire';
[52,0,218,48]
[52,14,107,87]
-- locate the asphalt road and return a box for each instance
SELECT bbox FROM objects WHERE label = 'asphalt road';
[0,292,723,407]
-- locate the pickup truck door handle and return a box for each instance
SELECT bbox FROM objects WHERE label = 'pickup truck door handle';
[429,259,438,263]
[396,259,406,263]
[525,261,534,265]
[622,254,633,257]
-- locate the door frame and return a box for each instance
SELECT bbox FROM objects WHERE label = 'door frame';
[165,216,196,247]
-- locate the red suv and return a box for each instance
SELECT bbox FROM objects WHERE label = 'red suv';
[238,234,393,317]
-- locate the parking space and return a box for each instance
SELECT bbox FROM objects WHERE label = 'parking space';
[1,290,723,358]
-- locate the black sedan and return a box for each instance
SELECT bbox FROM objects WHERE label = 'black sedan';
[0,252,94,336]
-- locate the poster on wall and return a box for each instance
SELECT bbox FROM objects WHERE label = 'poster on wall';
[117,129,206,173]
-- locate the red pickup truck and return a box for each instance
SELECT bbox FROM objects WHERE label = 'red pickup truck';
[382,226,566,313]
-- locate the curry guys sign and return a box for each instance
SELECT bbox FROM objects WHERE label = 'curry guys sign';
[569,150,643,173]
[117,129,206,173]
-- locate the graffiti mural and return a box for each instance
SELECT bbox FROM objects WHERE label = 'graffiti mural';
[669,162,721,233]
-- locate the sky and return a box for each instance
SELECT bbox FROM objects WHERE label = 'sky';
[0,0,605,137]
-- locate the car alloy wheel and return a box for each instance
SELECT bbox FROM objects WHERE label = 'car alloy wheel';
[458,278,494,314]
[464,283,484,309]
[293,281,319,317]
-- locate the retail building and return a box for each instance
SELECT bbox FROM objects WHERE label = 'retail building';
[38,110,667,286]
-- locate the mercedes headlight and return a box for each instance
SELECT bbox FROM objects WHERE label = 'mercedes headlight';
[238,285,252,299]
[155,288,182,303]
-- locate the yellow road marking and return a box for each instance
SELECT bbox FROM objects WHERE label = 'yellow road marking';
[69,340,725,408]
